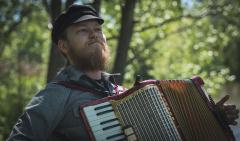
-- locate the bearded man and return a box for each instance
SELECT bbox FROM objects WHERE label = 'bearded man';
[7,4,239,141]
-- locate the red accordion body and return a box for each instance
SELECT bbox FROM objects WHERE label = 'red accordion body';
[80,76,235,141]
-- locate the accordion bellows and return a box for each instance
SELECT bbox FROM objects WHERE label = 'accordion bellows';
[80,76,235,141]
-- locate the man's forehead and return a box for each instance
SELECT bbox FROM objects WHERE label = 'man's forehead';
[73,20,101,27]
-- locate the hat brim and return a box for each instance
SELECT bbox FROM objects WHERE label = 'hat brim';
[73,15,104,24]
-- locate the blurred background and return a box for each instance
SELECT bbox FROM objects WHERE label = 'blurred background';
[0,0,239,140]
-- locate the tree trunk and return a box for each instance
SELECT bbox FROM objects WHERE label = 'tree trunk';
[46,0,77,82]
[47,44,65,82]
[46,0,63,82]
[112,0,137,84]
[65,0,75,8]
[90,0,101,14]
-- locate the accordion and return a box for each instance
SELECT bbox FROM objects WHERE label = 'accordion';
[80,76,235,141]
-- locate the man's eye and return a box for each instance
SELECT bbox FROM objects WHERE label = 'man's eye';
[77,29,88,33]
[95,28,102,32]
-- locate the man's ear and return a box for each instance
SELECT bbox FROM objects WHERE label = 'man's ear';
[57,40,68,55]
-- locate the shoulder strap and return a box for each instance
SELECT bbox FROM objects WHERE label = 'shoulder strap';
[54,81,109,96]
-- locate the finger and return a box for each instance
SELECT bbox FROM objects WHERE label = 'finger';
[226,117,239,127]
[223,105,236,110]
[228,120,238,125]
[226,114,239,120]
[229,121,238,125]
[216,95,230,106]
[225,109,239,115]
[224,106,239,115]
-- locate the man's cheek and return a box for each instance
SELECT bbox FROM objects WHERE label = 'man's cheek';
[98,34,106,42]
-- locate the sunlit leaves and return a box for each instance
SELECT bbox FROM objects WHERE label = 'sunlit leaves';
[0,2,49,139]
[0,0,239,139]
[117,0,240,96]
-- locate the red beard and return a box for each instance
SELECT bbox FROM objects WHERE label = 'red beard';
[68,38,109,71]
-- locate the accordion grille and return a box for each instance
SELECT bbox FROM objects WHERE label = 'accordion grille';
[160,80,229,141]
[111,85,182,141]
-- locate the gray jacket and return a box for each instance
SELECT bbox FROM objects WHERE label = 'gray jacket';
[7,66,119,141]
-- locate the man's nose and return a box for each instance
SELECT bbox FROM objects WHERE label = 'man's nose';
[89,30,98,39]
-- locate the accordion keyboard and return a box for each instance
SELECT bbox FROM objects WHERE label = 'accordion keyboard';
[83,102,126,141]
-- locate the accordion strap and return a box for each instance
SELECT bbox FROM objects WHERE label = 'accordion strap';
[54,81,109,96]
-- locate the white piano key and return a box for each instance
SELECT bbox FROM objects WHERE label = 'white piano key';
[84,106,113,116]
[91,120,120,132]
[88,115,117,127]
[94,125,123,136]
[107,135,126,141]
[93,126,124,141]
[87,111,117,122]
[83,102,115,121]
[83,102,125,140]
[95,106,113,113]
[83,102,111,114]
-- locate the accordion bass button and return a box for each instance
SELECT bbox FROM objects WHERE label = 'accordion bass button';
[127,134,137,141]
[123,125,138,141]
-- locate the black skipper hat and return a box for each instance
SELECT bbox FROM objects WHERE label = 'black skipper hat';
[52,4,104,44]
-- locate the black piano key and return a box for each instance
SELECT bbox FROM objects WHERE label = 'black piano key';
[94,103,112,111]
[100,118,118,125]
[115,139,127,141]
[106,132,125,140]
[96,109,114,116]
[102,123,121,131]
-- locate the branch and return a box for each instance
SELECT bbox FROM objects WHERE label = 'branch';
[65,0,76,9]
[135,2,239,33]
[126,23,196,65]
[135,10,209,32]
[6,5,32,35]
[214,13,240,29]
[50,0,62,20]
[0,4,33,58]
[42,0,50,15]
[89,0,101,14]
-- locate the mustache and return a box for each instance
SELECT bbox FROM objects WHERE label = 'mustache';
[87,38,108,52]
[87,38,105,46]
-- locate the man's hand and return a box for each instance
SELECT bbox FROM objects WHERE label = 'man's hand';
[216,95,239,125]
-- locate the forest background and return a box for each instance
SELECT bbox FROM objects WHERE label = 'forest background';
[0,0,239,140]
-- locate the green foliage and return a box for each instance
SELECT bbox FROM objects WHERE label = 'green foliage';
[101,0,122,71]
[0,2,49,139]
[120,0,239,95]
[0,0,239,140]
[150,18,233,96]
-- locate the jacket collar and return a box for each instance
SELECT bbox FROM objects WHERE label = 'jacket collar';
[54,65,117,95]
